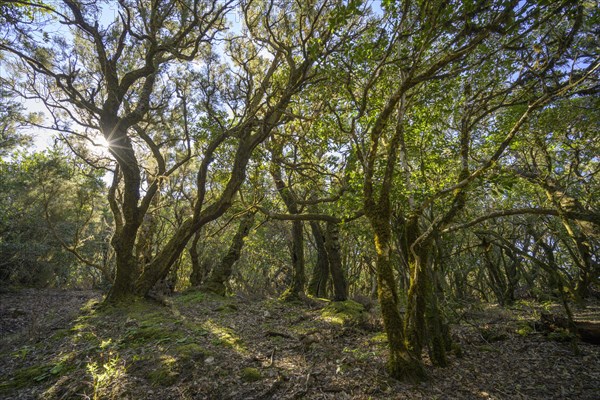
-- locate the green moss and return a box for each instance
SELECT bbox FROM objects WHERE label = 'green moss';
[81,298,101,313]
[450,342,463,358]
[50,328,71,340]
[279,288,302,303]
[516,322,534,337]
[368,332,388,345]
[0,364,54,392]
[122,308,179,345]
[214,303,239,313]
[148,369,178,386]
[177,290,206,304]
[174,343,209,361]
[123,324,176,346]
[126,309,166,325]
[343,346,374,361]
[320,300,365,326]
[2,352,84,394]
[548,328,575,342]
[240,367,262,382]
[204,320,246,353]
[147,355,179,386]
[71,317,91,333]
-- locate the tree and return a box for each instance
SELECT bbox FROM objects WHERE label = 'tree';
[1,0,362,302]
[0,145,109,287]
[202,210,255,295]
[510,97,600,300]
[329,0,598,380]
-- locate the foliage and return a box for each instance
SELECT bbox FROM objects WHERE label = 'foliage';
[0,145,110,287]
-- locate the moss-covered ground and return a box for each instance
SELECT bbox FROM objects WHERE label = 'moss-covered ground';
[0,289,599,399]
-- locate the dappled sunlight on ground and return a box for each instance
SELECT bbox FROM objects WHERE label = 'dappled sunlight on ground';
[1,289,599,399]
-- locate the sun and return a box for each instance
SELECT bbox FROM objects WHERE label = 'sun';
[87,134,112,157]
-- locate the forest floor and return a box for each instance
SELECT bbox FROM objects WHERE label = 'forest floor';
[0,288,599,400]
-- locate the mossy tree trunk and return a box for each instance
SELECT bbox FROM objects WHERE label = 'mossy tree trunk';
[271,142,306,301]
[188,231,203,287]
[308,221,330,298]
[325,220,348,301]
[370,213,426,381]
[502,248,520,306]
[202,212,255,296]
[481,241,509,305]
[105,129,145,303]
[285,219,306,300]
[403,218,427,360]
[360,94,426,381]
[404,236,451,367]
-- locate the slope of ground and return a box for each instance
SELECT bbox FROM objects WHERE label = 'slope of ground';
[0,289,598,399]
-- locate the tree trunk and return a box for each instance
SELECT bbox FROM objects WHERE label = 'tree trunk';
[108,251,140,303]
[270,143,305,301]
[107,209,143,303]
[281,219,306,300]
[371,216,425,381]
[202,212,255,296]
[541,313,600,345]
[404,246,428,359]
[101,122,146,303]
[502,249,519,306]
[189,231,203,287]
[308,221,329,298]
[404,226,450,367]
[325,220,348,301]
[481,242,509,305]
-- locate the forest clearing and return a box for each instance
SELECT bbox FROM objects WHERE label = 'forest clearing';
[1,0,599,398]
[1,289,599,399]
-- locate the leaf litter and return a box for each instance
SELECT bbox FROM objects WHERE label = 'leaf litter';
[0,289,598,399]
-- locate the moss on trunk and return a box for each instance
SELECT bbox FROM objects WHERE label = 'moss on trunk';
[202,212,255,296]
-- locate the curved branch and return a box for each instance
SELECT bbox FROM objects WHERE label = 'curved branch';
[442,208,600,234]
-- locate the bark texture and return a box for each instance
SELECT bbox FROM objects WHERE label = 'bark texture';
[202,212,255,296]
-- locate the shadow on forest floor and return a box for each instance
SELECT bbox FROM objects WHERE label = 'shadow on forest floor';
[0,288,599,399]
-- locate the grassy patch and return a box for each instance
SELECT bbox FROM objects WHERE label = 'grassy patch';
[123,324,173,344]
[86,354,126,397]
[343,346,375,361]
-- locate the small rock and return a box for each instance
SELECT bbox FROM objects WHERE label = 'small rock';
[205,356,215,364]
